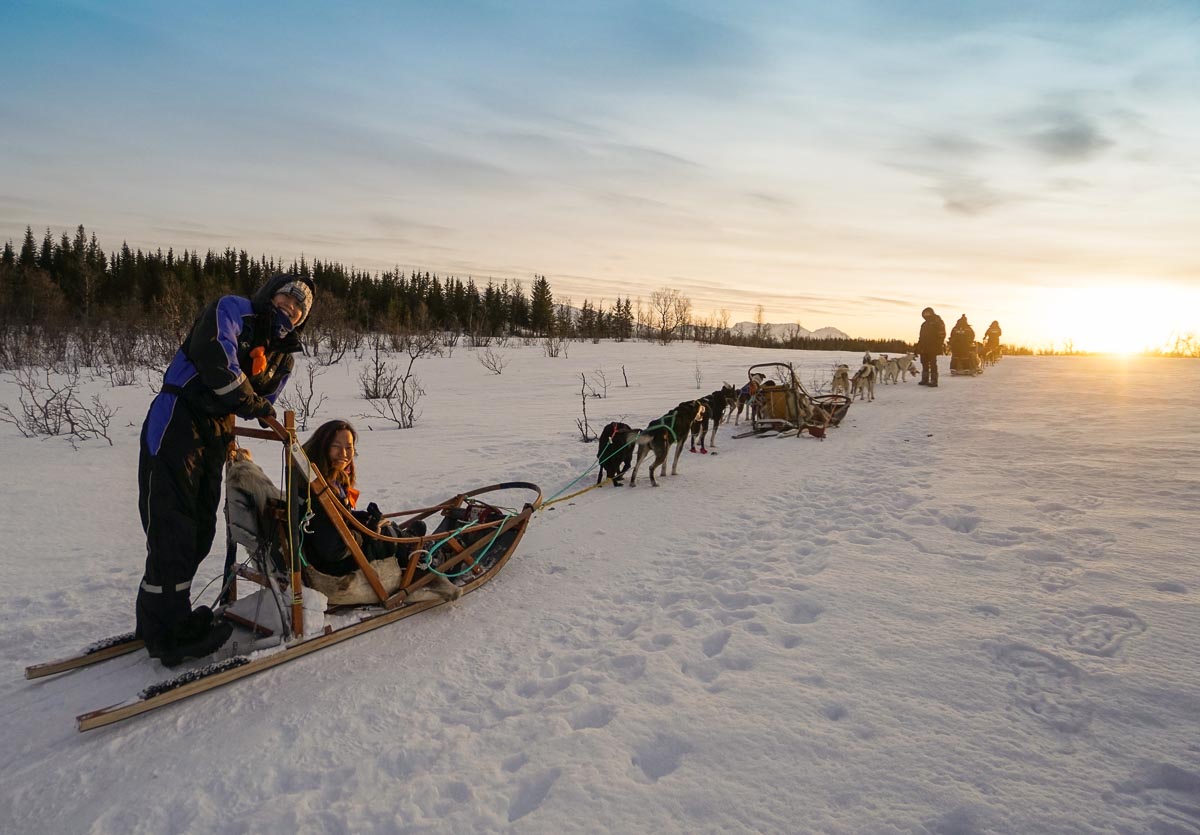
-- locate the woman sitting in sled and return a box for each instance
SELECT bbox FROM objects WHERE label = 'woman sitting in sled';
[296,419,427,576]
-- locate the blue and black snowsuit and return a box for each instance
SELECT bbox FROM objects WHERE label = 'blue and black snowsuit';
[135,273,313,650]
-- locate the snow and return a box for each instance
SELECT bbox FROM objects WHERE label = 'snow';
[1,343,1198,834]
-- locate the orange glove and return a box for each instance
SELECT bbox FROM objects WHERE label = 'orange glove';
[249,346,267,376]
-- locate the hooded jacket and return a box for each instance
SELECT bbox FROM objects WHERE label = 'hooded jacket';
[984,322,1002,346]
[144,273,314,454]
[949,316,976,354]
[917,311,946,354]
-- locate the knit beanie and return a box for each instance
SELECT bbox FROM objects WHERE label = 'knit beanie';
[277,280,313,322]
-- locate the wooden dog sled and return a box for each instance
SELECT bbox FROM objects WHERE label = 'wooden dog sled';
[731,362,850,440]
[25,412,542,731]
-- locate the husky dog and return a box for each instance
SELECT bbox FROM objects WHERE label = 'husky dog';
[850,363,875,402]
[630,399,706,487]
[734,373,766,426]
[871,355,890,384]
[883,352,916,385]
[690,383,737,454]
[596,421,638,486]
[831,364,852,397]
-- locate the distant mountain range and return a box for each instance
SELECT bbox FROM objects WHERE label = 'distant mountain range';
[729,321,851,340]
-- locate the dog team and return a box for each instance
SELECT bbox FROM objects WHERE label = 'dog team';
[831,352,918,403]
[596,383,738,488]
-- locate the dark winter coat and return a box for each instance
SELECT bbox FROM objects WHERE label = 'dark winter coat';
[295,477,399,576]
[917,313,946,355]
[949,318,976,355]
[984,322,1002,346]
[136,273,313,650]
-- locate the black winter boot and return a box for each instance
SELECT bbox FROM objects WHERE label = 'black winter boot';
[151,617,233,668]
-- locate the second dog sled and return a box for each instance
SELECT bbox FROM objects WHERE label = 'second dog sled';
[25,412,542,731]
[731,362,850,440]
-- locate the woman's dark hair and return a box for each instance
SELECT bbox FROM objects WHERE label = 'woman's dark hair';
[302,419,358,490]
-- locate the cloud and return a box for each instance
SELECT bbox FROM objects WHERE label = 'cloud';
[1021,107,1113,162]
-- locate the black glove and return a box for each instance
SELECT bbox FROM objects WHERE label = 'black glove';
[237,396,275,421]
[364,502,383,531]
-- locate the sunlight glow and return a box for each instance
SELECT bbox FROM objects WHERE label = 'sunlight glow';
[1034,283,1199,355]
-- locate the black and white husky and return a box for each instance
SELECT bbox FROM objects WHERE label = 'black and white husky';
[630,400,706,487]
[690,383,737,454]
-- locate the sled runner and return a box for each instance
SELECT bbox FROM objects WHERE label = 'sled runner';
[730,363,850,440]
[24,413,542,731]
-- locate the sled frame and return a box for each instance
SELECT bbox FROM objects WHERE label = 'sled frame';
[225,413,543,640]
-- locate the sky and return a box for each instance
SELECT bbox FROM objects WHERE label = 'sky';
[2,0,1198,348]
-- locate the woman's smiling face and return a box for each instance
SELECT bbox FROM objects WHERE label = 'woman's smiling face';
[328,429,355,475]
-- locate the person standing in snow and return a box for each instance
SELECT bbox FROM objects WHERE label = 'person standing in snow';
[136,273,314,666]
[916,307,946,387]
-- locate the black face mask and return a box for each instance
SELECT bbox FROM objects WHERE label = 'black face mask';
[273,306,297,340]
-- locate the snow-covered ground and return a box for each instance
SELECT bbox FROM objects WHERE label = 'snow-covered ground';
[1,342,1198,834]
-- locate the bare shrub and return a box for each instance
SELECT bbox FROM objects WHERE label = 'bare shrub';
[575,373,595,442]
[278,362,328,431]
[478,346,509,375]
[591,369,609,398]
[544,335,568,358]
[356,330,438,429]
[358,338,399,400]
[0,367,117,445]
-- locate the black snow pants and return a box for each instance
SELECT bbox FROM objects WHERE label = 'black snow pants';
[920,352,940,385]
[135,396,234,649]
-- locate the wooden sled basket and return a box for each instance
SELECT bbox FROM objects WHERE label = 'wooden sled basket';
[225,413,542,640]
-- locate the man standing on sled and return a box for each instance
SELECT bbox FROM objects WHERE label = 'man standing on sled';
[136,273,314,666]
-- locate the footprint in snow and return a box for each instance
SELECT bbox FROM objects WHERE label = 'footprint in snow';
[506,768,561,823]
[631,733,692,783]
[1108,762,1200,831]
[701,629,731,658]
[568,703,616,730]
[1056,606,1146,658]
[992,642,1092,733]
[779,600,825,625]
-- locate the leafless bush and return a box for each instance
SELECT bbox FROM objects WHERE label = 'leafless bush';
[0,367,117,445]
[358,339,399,400]
[311,327,353,367]
[440,331,459,357]
[0,328,41,370]
[101,328,141,386]
[575,373,595,442]
[544,335,568,358]
[356,330,437,429]
[622,365,629,387]
[478,346,509,375]
[278,362,328,431]
[694,360,702,389]
[591,369,609,398]
[468,331,493,348]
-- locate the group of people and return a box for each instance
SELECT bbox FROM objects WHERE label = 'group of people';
[915,308,1001,386]
[135,274,422,667]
